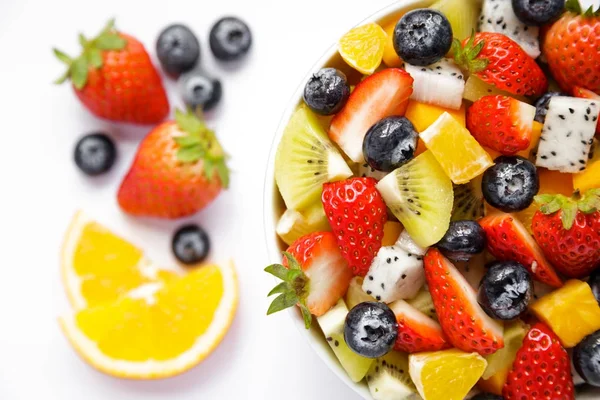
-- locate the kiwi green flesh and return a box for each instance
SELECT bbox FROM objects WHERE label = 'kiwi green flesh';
[407,289,437,320]
[482,320,527,380]
[452,178,484,222]
[327,332,374,383]
[366,351,417,400]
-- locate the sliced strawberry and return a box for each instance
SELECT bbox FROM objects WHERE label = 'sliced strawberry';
[265,232,353,328]
[573,86,600,135]
[390,300,450,353]
[322,177,387,277]
[329,68,413,163]
[503,323,574,400]
[479,213,563,288]
[424,248,504,356]
[467,95,534,155]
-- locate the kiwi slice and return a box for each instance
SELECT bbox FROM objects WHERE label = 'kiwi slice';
[345,277,375,310]
[366,351,418,400]
[317,300,374,383]
[407,289,437,320]
[452,175,484,221]
[276,202,330,245]
[430,0,480,41]
[482,320,527,379]
[275,106,353,211]
[376,151,453,248]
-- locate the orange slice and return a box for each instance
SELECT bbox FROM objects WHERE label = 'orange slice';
[338,23,386,75]
[60,262,238,379]
[61,211,177,309]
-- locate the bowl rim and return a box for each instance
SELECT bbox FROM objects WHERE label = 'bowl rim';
[262,1,434,398]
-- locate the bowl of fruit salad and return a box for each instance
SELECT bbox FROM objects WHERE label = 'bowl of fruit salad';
[264,0,600,398]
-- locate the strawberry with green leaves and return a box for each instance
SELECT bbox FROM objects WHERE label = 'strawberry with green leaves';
[54,19,169,124]
[117,109,229,219]
[265,232,353,328]
[532,189,600,279]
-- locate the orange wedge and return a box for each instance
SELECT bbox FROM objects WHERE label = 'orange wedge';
[338,23,386,75]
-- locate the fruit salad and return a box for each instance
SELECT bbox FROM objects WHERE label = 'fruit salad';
[266,0,600,399]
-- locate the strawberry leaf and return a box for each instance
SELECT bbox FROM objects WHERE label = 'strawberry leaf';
[87,48,103,68]
[560,201,578,230]
[53,48,72,65]
[267,292,299,315]
[299,303,313,329]
[177,144,204,163]
[94,33,127,50]
[264,264,289,280]
[175,109,205,135]
[173,135,201,147]
[70,57,89,90]
[283,252,301,270]
[216,160,230,188]
[565,0,582,13]
[268,282,290,297]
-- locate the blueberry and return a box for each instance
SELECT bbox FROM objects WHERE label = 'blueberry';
[589,269,600,306]
[179,71,222,112]
[362,117,418,172]
[436,220,486,262]
[534,92,564,123]
[393,9,453,66]
[74,133,116,176]
[344,302,398,358]
[303,68,350,116]
[574,330,600,387]
[482,156,539,212]
[512,0,565,26]
[470,394,504,400]
[478,261,533,320]
[209,17,252,61]
[172,224,210,265]
[156,24,200,77]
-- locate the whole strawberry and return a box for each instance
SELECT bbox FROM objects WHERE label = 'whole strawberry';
[543,0,600,93]
[117,109,229,219]
[503,323,574,400]
[532,189,600,278]
[452,32,548,97]
[467,95,534,155]
[321,177,387,276]
[54,19,169,124]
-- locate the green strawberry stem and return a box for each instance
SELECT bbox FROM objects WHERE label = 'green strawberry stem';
[265,252,312,329]
[174,109,230,188]
[451,32,489,74]
[565,0,600,17]
[535,189,600,230]
[53,19,127,89]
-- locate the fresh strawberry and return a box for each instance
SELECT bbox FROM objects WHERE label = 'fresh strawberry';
[532,190,600,278]
[265,232,353,328]
[117,110,228,219]
[503,323,574,400]
[467,95,534,155]
[322,177,387,276]
[542,0,600,94]
[452,32,548,97]
[390,300,450,353]
[54,19,169,124]
[479,213,563,288]
[573,86,600,135]
[423,248,504,356]
[329,68,413,162]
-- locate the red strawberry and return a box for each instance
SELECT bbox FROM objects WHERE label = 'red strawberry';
[479,213,563,288]
[452,32,548,97]
[54,19,169,124]
[467,95,534,155]
[503,323,574,400]
[573,86,600,135]
[423,248,504,356]
[329,68,413,163]
[532,190,600,278]
[322,177,387,276]
[390,300,450,353]
[265,231,353,327]
[542,0,600,94]
[117,110,228,219]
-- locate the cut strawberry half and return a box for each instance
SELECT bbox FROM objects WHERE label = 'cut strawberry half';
[329,68,413,163]
[479,213,563,288]
[265,231,353,328]
[573,86,600,135]
[390,300,450,353]
[424,248,504,356]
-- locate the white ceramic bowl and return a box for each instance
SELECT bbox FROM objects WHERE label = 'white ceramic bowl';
[263,1,600,398]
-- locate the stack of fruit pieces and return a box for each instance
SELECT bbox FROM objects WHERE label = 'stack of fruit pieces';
[54,16,252,378]
[267,0,600,398]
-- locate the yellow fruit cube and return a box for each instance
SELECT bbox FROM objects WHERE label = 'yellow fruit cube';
[574,143,600,193]
[405,101,466,133]
[382,221,403,246]
[420,112,494,184]
[338,23,386,75]
[478,368,509,396]
[382,21,403,68]
[531,280,600,348]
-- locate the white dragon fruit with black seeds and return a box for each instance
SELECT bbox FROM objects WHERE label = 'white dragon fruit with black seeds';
[536,97,600,173]
[478,0,540,59]
[405,58,465,110]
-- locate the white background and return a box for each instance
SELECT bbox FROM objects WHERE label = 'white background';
[0,0,397,399]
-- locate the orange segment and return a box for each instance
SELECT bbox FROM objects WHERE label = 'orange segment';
[405,101,466,133]
[531,280,600,348]
[574,141,600,192]
[382,221,403,246]
[420,112,494,184]
[338,23,386,75]
[382,21,403,67]
[60,263,238,378]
